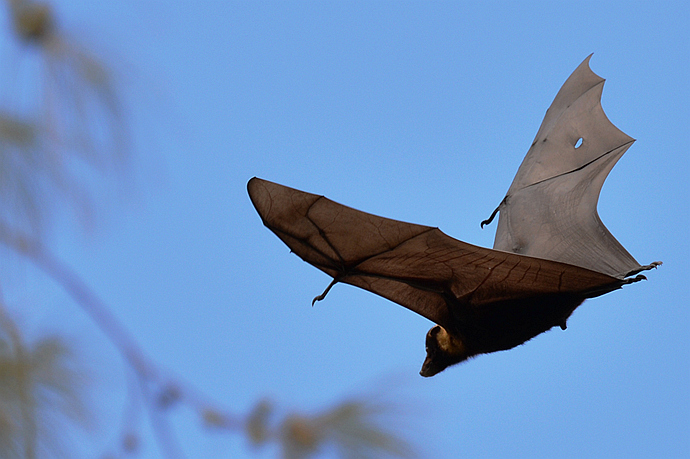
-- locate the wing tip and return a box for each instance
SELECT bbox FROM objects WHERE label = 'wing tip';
[247,177,273,221]
[247,176,262,192]
[577,53,604,83]
[247,176,259,198]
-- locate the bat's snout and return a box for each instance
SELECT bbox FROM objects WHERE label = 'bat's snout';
[420,357,442,378]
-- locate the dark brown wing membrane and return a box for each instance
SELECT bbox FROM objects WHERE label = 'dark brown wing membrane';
[248,178,624,330]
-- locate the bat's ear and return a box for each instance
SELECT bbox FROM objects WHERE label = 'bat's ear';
[420,326,469,377]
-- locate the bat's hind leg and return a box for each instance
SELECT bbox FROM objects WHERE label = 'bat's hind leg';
[625,261,662,277]
[621,261,662,284]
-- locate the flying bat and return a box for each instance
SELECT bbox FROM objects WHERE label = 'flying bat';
[247,55,660,377]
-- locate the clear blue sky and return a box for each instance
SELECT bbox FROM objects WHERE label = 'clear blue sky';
[6,1,688,458]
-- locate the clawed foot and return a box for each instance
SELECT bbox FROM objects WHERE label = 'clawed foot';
[642,261,663,270]
[625,261,662,277]
[622,274,647,285]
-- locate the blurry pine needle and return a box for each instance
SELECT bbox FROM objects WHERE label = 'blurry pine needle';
[2,0,130,238]
[224,396,417,459]
[0,305,92,459]
[0,112,44,234]
[280,398,417,459]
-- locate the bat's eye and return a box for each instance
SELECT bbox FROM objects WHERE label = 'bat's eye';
[574,137,583,149]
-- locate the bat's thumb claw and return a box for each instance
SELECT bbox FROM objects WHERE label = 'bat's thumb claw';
[480,201,504,228]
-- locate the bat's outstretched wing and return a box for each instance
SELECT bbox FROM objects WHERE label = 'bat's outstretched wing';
[248,177,624,331]
[490,55,641,278]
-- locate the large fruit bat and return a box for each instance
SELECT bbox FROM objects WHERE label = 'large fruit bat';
[248,56,660,377]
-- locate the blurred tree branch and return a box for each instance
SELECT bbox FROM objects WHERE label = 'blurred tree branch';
[0,2,418,458]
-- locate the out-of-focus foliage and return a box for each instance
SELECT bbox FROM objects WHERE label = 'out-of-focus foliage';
[0,2,420,458]
[0,306,91,459]
[201,397,417,459]
[279,400,416,459]
[0,112,42,235]
[2,0,129,238]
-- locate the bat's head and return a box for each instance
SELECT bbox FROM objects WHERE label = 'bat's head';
[420,325,470,377]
